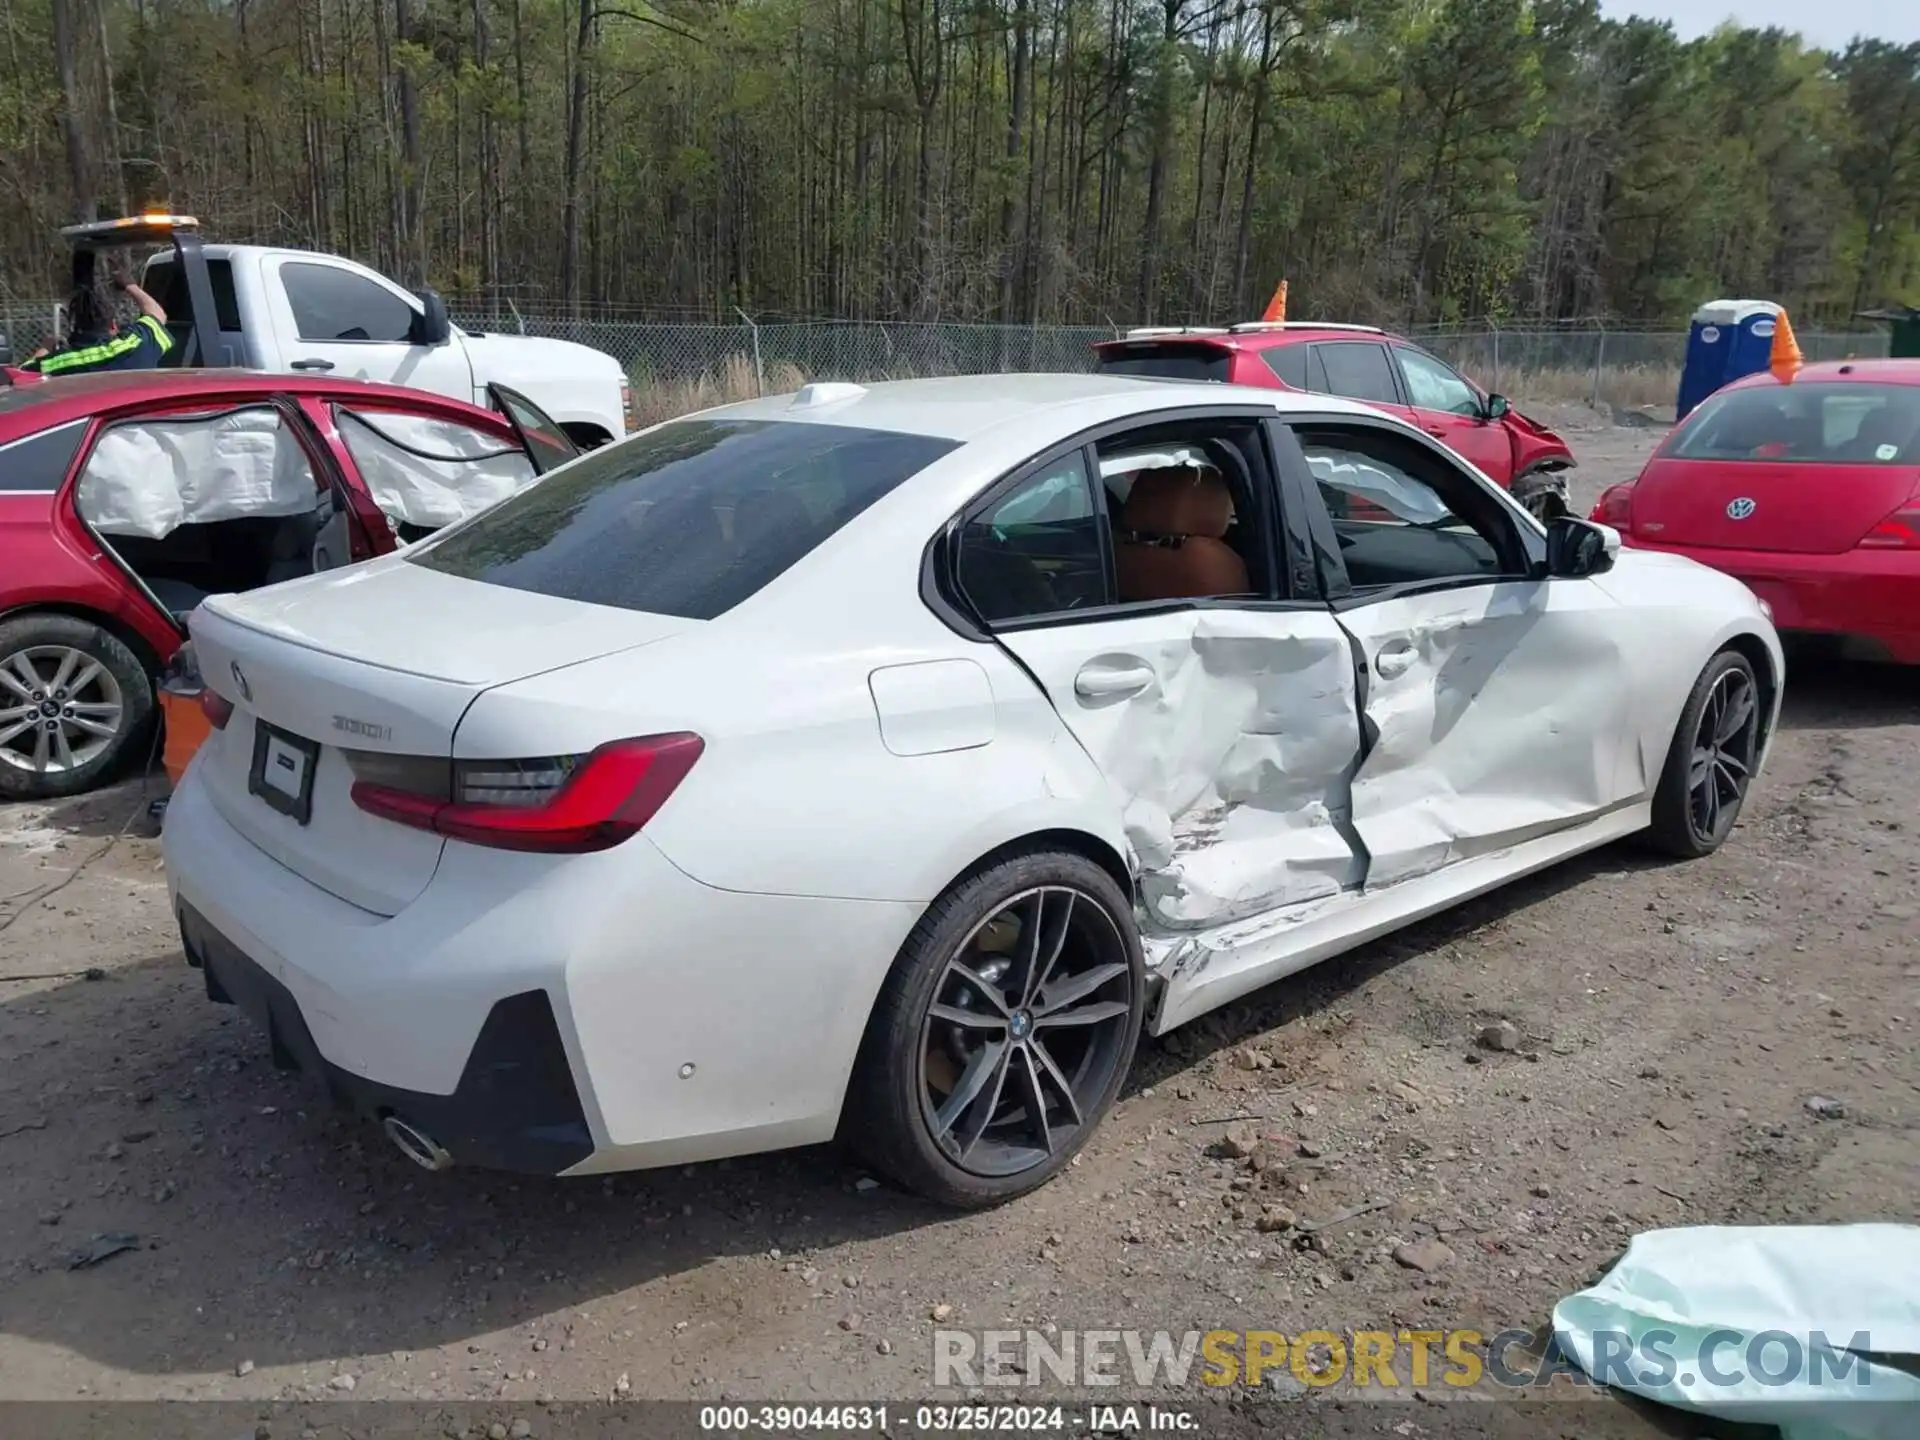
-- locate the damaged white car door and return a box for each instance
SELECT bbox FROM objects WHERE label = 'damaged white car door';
[1279,419,1638,889]
[954,412,1366,934]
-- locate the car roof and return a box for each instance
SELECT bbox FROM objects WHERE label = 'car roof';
[1094,324,1404,353]
[0,368,508,439]
[692,372,1379,441]
[1720,358,1920,392]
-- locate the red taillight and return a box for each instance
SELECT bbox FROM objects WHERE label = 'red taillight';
[200,689,234,729]
[1858,507,1920,550]
[349,733,703,853]
[1591,483,1635,532]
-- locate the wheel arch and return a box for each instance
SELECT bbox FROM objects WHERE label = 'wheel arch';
[1719,628,1781,755]
[0,601,173,678]
[559,421,614,450]
[946,825,1134,901]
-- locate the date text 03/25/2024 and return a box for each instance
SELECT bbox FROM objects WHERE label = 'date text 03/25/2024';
[697,1404,1202,1433]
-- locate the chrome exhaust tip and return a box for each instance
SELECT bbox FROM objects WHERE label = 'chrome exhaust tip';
[382,1114,452,1172]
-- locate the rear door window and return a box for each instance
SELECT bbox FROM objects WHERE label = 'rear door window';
[0,420,87,492]
[1261,346,1312,389]
[1313,343,1401,405]
[1095,345,1231,382]
[410,418,958,620]
[142,257,243,332]
[1670,383,1920,464]
[955,452,1106,622]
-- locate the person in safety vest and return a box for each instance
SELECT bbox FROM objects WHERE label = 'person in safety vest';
[21,258,172,377]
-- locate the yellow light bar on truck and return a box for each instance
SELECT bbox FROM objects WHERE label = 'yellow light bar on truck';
[59,214,202,247]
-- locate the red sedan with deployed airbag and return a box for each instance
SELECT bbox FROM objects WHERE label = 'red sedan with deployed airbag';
[1591,360,1920,663]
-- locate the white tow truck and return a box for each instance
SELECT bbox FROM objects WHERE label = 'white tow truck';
[81,215,632,446]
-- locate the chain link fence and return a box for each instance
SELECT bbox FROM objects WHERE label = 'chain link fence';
[3,299,1892,422]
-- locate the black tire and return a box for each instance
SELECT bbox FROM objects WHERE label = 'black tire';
[1645,649,1762,859]
[843,849,1146,1208]
[0,613,154,801]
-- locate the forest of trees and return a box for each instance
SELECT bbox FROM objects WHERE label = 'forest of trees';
[1,0,1916,327]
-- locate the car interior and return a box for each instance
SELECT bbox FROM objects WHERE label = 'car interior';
[73,407,354,625]
[952,420,1271,623]
[1293,423,1518,589]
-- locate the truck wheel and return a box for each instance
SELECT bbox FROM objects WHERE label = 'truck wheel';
[0,614,155,801]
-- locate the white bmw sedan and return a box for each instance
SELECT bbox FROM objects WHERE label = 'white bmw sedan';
[163,374,1782,1206]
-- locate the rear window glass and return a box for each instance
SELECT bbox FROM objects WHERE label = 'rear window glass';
[143,257,243,333]
[410,418,957,619]
[1261,346,1311,388]
[0,420,87,492]
[1095,346,1230,383]
[1672,383,1920,464]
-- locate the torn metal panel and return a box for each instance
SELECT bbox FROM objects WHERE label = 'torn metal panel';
[998,606,1363,934]
[1334,579,1636,890]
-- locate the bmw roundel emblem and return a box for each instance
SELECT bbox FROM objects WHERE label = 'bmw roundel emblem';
[230,661,252,703]
[1726,497,1757,521]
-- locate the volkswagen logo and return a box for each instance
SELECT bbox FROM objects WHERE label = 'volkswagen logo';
[1726,497,1757,521]
[229,661,252,703]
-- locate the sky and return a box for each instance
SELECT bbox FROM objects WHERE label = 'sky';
[1599,0,1920,49]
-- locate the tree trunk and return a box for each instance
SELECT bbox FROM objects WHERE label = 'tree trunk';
[560,0,592,311]
[997,0,1030,321]
[50,0,96,223]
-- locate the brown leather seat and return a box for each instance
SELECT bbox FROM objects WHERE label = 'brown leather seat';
[1113,466,1249,602]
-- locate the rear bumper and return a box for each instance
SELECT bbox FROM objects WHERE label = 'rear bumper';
[1623,537,1920,664]
[162,768,921,1175]
[178,901,593,1174]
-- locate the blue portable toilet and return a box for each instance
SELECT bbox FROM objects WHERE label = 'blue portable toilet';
[1676,299,1782,421]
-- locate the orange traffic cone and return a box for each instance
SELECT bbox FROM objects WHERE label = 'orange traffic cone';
[1769,307,1803,376]
[1261,279,1289,324]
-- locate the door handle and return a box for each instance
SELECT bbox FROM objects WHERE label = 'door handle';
[291,358,335,372]
[1074,663,1154,699]
[1374,643,1418,679]
[1423,425,1448,437]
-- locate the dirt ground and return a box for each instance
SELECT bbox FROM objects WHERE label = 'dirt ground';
[1,419,1915,1435]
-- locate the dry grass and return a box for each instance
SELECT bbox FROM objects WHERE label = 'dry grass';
[1507,363,1679,413]
[631,355,1685,428]
[629,354,810,427]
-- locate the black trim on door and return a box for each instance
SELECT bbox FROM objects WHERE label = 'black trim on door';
[920,404,1325,642]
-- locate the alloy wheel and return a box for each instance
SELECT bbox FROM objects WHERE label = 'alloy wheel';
[0,645,127,775]
[1687,665,1758,844]
[916,885,1137,1179]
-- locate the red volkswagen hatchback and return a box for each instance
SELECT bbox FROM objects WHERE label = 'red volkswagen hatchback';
[1093,323,1577,516]
[1591,360,1920,663]
[0,370,576,798]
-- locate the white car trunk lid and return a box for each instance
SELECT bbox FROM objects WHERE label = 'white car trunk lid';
[186,561,693,915]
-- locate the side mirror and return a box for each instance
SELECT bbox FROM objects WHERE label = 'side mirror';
[1545,516,1619,579]
[413,288,452,347]
[1484,393,1511,420]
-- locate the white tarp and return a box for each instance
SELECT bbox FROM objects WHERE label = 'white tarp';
[76,408,318,539]
[339,410,535,531]
[1553,1224,1920,1440]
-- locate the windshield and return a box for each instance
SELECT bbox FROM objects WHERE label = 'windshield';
[409,417,957,619]
[1671,383,1920,465]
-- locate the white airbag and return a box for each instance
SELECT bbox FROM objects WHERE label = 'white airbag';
[339,411,535,531]
[76,408,317,539]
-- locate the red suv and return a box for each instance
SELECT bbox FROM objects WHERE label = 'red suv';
[0,370,575,799]
[1094,323,1576,517]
